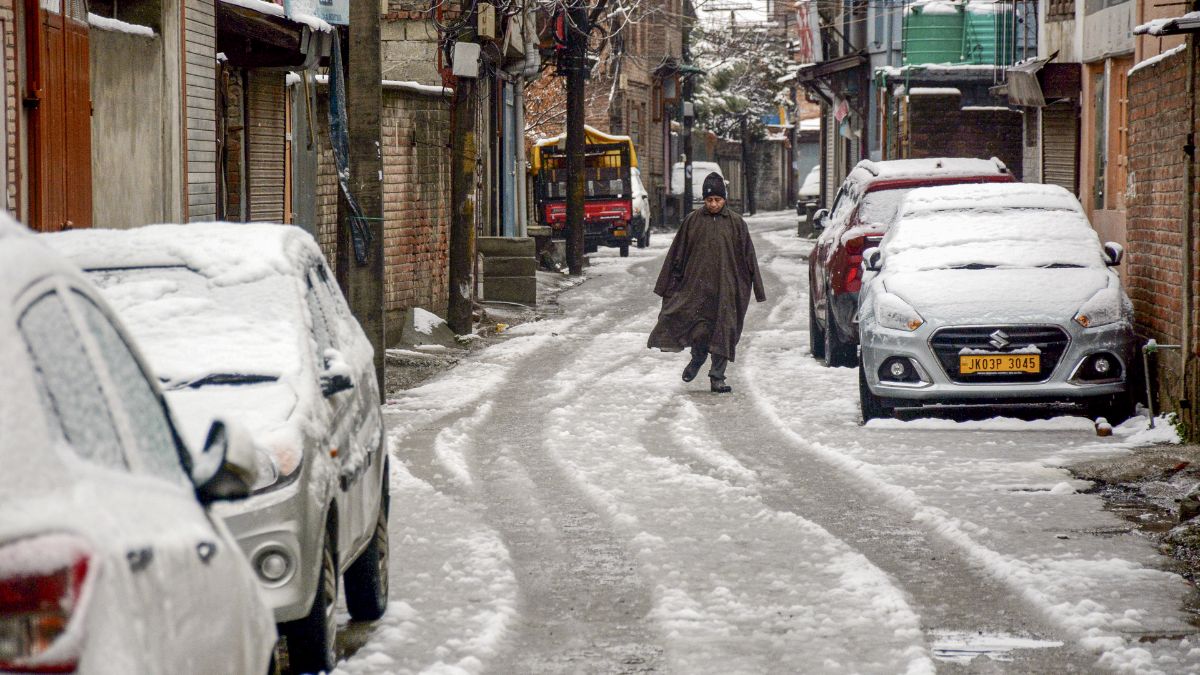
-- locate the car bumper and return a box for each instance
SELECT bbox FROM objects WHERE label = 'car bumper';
[212,473,323,624]
[861,320,1134,404]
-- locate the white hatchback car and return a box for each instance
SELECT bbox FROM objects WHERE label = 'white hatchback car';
[47,223,388,674]
[857,183,1135,422]
[0,218,275,673]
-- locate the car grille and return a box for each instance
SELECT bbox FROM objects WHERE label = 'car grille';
[930,325,1070,384]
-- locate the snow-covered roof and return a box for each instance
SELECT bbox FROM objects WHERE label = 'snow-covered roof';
[798,117,820,131]
[847,157,1008,184]
[218,0,332,32]
[1134,11,1200,36]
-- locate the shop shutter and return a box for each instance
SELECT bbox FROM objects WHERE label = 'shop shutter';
[246,70,286,222]
[1042,102,1078,196]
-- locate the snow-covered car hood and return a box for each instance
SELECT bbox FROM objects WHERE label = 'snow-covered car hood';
[166,380,303,476]
[883,267,1114,324]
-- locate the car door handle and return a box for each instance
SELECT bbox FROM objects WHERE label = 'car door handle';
[126,547,154,573]
[196,540,218,565]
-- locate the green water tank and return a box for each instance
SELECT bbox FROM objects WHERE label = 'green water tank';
[963,2,1016,66]
[903,2,966,66]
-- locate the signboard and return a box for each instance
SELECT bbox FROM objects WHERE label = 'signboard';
[793,0,822,63]
[284,0,347,26]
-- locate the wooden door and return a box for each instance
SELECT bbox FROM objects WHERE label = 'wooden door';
[26,0,91,232]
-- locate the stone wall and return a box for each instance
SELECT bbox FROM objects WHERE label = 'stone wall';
[316,85,452,342]
[906,91,1024,178]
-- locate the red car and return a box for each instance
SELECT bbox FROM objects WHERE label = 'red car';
[808,158,1015,367]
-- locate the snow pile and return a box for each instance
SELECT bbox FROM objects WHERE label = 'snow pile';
[853,157,1007,181]
[87,13,155,36]
[412,308,445,336]
[218,0,333,32]
[1128,44,1187,76]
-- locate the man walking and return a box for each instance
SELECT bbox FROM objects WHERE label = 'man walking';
[648,172,766,393]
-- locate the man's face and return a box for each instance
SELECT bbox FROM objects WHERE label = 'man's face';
[704,196,725,213]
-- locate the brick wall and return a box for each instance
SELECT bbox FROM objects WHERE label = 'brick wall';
[316,86,451,342]
[906,92,1024,178]
[1128,48,1189,347]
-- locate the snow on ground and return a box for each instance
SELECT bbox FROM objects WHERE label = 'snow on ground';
[342,212,1200,674]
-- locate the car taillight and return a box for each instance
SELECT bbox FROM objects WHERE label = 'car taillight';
[0,535,92,673]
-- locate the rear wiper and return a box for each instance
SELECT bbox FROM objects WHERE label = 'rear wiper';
[167,373,279,390]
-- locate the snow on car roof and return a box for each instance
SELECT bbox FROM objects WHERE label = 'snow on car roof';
[882,183,1103,272]
[847,157,1007,184]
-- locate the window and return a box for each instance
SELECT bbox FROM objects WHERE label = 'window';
[73,291,187,483]
[305,270,334,363]
[20,292,126,470]
[630,101,642,148]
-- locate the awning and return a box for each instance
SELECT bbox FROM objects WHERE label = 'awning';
[217,0,332,69]
[1134,11,1200,36]
[1005,56,1052,107]
[795,53,868,83]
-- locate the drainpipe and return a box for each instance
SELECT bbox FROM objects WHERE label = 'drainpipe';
[1183,31,1197,411]
[515,78,528,237]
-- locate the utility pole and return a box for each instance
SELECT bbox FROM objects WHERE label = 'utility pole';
[564,0,588,275]
[448,75,477,334]
[681,0,694,218]
[342,0,385,399]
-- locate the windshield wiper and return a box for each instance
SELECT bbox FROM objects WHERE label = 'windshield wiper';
[167,373,279,390]
[947,263,996,270]
[1038,263,1084,268]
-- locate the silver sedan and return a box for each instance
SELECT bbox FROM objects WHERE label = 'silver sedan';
[857,183,1136,422]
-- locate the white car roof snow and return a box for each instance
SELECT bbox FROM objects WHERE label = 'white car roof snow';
[847,157,1009,185]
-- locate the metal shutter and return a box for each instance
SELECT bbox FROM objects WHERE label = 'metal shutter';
[247,70,286,222]
[1042,102,1079,196]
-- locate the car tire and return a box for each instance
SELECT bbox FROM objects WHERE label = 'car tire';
[824,295,856,368]
[344,486,390,622]
[281,529,338,675]
[809,292,826,361]
[859,364,892,423]
[619,244,630,258]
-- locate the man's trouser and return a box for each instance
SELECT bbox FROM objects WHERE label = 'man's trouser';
[687,321,728,382]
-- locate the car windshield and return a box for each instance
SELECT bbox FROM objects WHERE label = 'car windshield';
[883,207,1106,273]
[86,266,306,385]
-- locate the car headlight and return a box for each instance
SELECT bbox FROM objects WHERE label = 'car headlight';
[1074,288,1123,328]
[875,292,924,332]
[250,447,280,492]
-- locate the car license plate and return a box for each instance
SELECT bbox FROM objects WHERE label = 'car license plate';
[613,229,626,237]
[959,354,1040,374]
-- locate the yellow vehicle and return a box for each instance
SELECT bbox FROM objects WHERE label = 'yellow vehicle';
[531,126,641,257]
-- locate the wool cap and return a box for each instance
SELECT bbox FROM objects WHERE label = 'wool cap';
[702,172,726,199]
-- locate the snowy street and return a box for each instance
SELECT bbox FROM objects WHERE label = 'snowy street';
[340,211,1200,674]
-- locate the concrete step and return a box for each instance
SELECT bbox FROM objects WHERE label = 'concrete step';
[483,276,537,305]
[478,236,535,257]
[483,256,537,277]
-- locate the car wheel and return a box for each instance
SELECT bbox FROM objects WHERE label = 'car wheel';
[619,244,630,257]
[281,529,338,675]
[809,292,826,360]
[344,486,390,621]
[859,364,892,423]
[824,295,856,368]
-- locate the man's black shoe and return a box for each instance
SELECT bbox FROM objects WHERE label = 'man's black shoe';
[683,361,702,382]
[710,379,732,393]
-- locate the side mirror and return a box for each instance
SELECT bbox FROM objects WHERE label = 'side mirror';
[321,348,355,397]
[192,420,258,504]
[1103,242,1124,266]
[863,247,882,272]
[813,208,829,229]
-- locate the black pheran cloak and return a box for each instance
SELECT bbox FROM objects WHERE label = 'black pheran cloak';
[647,206,766,362]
